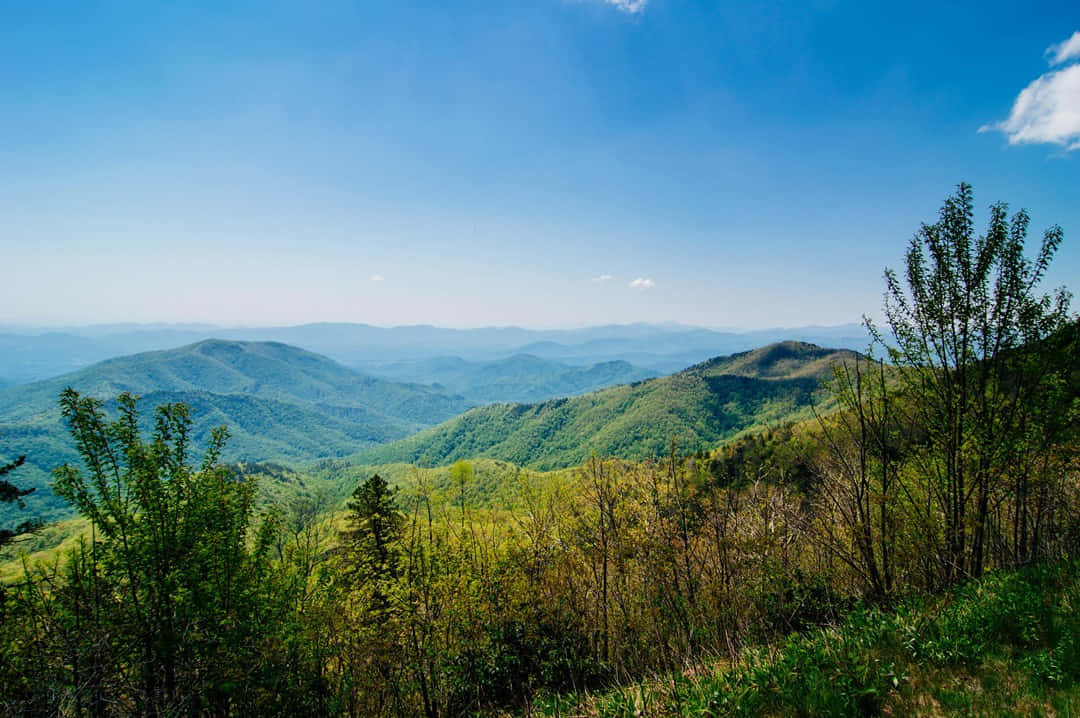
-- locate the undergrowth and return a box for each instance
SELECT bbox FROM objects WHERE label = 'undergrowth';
[526,560,1080,717]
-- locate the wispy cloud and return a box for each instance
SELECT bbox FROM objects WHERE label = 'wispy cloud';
[628,277,655,289]
[370,273,384,282]
[981,32,1080,152]
[599,0,648,13]
[1046,30,1080,66]
[593,274,614,282]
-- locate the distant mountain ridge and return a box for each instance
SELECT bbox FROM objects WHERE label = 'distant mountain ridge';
[364,353,659,404]
[0,322,869,383]
[354,341,859,470]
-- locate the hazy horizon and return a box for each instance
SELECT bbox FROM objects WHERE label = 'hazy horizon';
[0,318,869,334]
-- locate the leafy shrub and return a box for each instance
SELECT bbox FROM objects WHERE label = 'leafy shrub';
[443,613,606,714]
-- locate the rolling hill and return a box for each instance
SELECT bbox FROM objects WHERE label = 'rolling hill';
[0,339,471,425]
[0,339,472,522]
[354,341,858,470]
[364,354,659,404]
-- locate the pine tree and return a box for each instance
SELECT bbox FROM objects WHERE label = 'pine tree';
[0,450,38,547]
[341,474,403,590]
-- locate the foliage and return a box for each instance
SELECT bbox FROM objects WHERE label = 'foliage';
[2,374,1076,716]
[0,391,331,715]
[881,182,1074,583]
[0,449,39,548]
[700,421,819,491]
[536,560,1080,717]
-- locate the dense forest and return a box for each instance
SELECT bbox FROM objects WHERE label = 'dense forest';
[1,184,1078,716]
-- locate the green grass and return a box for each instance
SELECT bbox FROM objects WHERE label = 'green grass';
[527,560,1080,717]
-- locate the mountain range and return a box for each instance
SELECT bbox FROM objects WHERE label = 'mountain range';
[0,340,470,521]
[362,354,658,404]
[354,341,858,470]
[0,336,860,525]
[0,322,870,383]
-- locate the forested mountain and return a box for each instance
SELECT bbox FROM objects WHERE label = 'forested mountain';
[0,339,469,425]
[0,340,471,521]
[355,341,858,469]
[692,340,864,379]
[364,354,658,403]
[0,323,868,383]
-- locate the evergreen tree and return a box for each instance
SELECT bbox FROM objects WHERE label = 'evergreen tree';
[341,473,403,589]
[0,449,38,547]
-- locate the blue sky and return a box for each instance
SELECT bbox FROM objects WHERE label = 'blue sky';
[2,0,1078,329]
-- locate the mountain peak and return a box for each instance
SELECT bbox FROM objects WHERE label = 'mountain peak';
[690,341,858,381]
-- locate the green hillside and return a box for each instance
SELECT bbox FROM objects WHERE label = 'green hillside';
[0,339,470,425]
[694,339,867,379]
[366,353,659,403]
[0,340,472,522]
[355,341,858,469]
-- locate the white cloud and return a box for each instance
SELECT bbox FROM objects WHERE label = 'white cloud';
[370,273,384,282]
[593,274,614,282]
[1046,30,1080,66]
[601,0,647,13]
[628,277,655,289]
[980,63,1080,152]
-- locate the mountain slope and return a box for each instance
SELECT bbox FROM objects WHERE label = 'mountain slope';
[692,340,861,379]
[355,342,858,470]
[0,339,471,426]
[0,340,471,522]
[365,354,659,404]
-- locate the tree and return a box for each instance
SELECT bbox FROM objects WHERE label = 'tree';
[341,473,403,594]
[0,449,38,547]
[881,182,1073,583]
[450,459,474,531]
[336,474,411,715]
[812,350,902,599]
[41,389,277,715]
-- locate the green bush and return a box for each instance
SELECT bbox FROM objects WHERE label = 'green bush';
[442,613,607,714]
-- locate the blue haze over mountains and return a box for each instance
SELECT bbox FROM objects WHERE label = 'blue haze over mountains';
[0,322,870,385]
